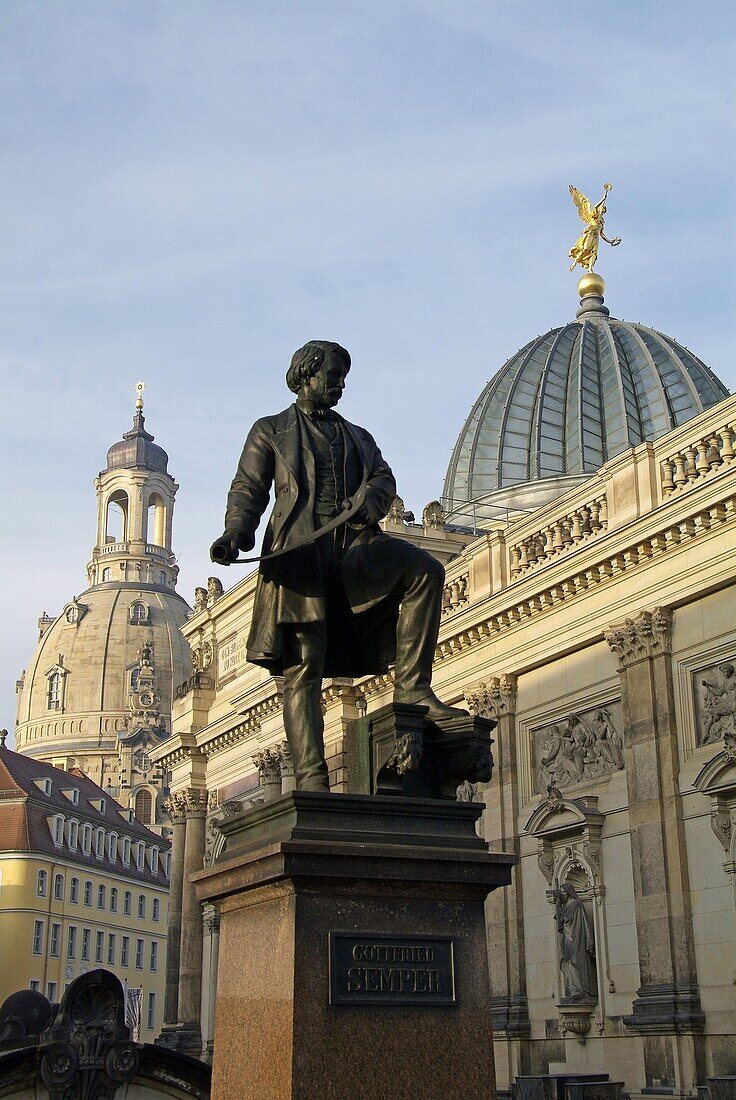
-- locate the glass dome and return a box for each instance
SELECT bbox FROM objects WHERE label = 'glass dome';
[442,282,729,528]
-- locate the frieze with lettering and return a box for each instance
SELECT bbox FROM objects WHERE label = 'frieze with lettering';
[329,933,456,1006]
[217,633,248,682]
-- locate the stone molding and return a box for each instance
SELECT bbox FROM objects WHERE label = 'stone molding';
[465,674,518,719]
[604,607,672,670]
[427,490,735,672]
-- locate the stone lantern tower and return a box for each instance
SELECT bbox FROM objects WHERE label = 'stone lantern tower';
[14,386,192,833]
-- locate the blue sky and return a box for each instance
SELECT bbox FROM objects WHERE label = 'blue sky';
[1,1,735,733]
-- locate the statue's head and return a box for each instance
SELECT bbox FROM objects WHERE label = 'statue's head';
[286,341,351,395]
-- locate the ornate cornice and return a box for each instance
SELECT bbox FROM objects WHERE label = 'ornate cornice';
[604,607,672,670]
[465,674,518,719]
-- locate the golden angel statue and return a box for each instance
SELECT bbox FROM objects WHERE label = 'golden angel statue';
[568,183,621,272]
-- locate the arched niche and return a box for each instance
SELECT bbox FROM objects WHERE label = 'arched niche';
[105,490,129,543]
[146,492,167,547]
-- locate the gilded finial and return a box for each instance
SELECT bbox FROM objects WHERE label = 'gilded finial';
[568,182,621,275]
[135,380,145,411]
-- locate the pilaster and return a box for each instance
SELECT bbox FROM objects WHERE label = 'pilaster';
[604,607,705,1094]
[466,674,530,1078]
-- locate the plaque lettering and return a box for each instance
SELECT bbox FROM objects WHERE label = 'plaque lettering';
[329,934,455,1006]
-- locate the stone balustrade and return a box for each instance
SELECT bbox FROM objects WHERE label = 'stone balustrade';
[660,421,735,496]
[442,572,469,615]
[509,496,608,578]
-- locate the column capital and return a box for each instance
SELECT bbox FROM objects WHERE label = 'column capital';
[252,748,282,784]
[604,607,672,670]
[164,792,188,824]
[277,741,294,779]
[182,788,209,819]
[465,674,518,719]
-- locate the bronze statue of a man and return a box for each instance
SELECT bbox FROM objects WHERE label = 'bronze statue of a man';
[211,340,464,792]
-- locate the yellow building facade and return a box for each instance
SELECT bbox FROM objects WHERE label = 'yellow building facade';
[0,739,170,1041]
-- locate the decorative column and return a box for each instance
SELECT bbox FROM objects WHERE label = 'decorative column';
[172,787,208,1056]
[200,903,221,1063]
[466,674,530,1079]
[161,792,187,1028]
[252,748,282,802]
[605,608,705,1095]
[278,741,296,795]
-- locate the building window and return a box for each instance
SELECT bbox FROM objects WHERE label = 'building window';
[152,898,160,922]
[81,928,91,961]
[47,982,57,1002]
[32,920,44,955]
[95,931,104,964]
[149,846,159,874]
[110,887,118,913]
[136,843,146,872]
[67,820,79,850]
[47,670,62,710]
[137,895,146,920]
[83,881,92,907]
[108,833,118,861]
[164,852,171,878]
[67,926,77,959]
[50,923,61,958]
[121,936,130,967]
[129,601,149,625]
[52,816,64,847]
[147,991,156,1030]
[134,790,153,825]
[159,570,167,586]
[150,941,158,971]
[102,568,111,582]
[69,877,79,904]
[53,873,64,901]
[124,891,132,916]
[122,838,131,865]
[107,934,116,966]
[82,825,92,854]
[36,870,48,897]
[135,939,144,970]
[29,980,40,992]
[97,884,106,910]
[95,828,105,859]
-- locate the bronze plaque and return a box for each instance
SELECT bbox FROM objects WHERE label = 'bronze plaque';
[328,933,456,1006]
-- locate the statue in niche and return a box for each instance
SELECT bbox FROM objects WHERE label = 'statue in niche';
[553,881,597,1002]
[698,663,736,745]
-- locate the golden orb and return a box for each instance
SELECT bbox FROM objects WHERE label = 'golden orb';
[578,272,605,299]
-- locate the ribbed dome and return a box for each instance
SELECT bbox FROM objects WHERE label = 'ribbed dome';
[106,410,169,473]
[442,284,729,527]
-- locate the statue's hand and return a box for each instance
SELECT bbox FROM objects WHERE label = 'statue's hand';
[210,531,252,565]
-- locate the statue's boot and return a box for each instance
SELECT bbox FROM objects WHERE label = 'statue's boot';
[394,689,469,724]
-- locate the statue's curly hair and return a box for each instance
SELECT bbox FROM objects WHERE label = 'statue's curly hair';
[286,340,351,394]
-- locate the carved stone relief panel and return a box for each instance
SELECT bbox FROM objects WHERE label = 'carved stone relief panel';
[532,702,624,794]
[694,661,736,747]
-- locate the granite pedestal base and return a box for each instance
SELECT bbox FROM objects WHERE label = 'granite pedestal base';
[193,791,516,1100]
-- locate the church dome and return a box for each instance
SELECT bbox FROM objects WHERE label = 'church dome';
[14,586,191,775]
[106,409,169,473]
[442,277,730,527]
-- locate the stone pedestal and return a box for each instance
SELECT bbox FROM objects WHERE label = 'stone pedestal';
[193,791,516,1100]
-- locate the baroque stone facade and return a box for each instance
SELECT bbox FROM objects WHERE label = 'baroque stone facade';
[153,387,736,1094]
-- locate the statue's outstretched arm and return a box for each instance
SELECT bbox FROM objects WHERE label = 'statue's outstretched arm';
[224,418,275,541]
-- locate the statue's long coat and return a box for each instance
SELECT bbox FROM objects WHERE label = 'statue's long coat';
[224,403,400,677]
